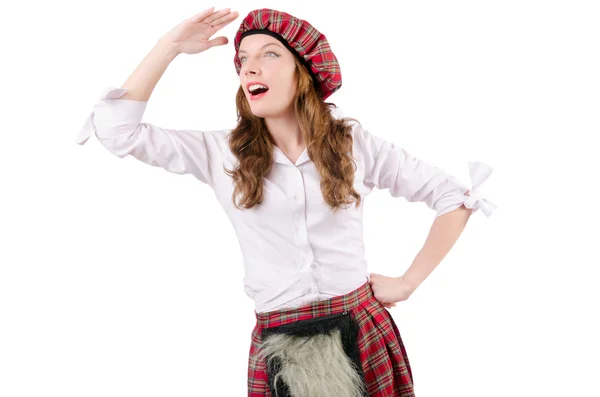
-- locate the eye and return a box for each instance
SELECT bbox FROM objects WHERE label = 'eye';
[239,51,278,63]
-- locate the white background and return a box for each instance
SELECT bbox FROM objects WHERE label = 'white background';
[1,0,598,396]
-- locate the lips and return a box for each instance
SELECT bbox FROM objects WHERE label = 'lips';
[250,92,268,100]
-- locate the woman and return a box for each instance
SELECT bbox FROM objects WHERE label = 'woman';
[76,7,497,396]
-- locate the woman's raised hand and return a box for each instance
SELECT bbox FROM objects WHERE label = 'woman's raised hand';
[163,7,239,56]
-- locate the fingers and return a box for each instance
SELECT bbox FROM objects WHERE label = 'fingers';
[187,6,216,22]
[204,8,234,25]
[187,7,235,26]
[209,10,239,28]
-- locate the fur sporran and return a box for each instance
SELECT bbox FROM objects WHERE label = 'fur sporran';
[256,311,368,397]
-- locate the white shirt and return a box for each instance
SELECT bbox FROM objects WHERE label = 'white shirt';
[76,87,497,313]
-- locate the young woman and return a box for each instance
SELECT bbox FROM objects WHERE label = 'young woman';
[77,7,497,397]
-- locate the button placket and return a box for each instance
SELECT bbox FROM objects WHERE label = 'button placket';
[291,167,316,277]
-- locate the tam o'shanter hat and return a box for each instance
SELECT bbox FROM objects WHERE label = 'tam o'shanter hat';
[233,8,342,100]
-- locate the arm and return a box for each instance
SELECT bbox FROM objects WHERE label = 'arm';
[120,6,238,101]
[76,34,179,147]
[119,38,178,102]
[354,124,497,217]
[357,124,498,305]
[402,199,473,290]
[76,86,228,186]
[75,8,239,186]
[370,204,475,307]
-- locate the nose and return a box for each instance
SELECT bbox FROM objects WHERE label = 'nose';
[243,57,261,76]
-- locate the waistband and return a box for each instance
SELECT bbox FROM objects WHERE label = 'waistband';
[254,281,374,328]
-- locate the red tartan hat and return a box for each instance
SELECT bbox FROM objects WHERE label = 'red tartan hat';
[233,8,342,100]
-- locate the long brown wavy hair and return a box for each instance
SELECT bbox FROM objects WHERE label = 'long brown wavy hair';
[224,56,362,213]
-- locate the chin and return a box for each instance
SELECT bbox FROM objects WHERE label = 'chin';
[250,103,295,120]
[249,104,281,119]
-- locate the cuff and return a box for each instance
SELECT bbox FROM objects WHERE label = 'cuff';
[75,87,141,145]
[461,161,498,217]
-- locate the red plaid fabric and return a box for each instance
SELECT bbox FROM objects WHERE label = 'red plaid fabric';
[233,8,342,100]
[247,281,415,396]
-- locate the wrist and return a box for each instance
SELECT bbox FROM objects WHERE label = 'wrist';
[156,36,180,60]
[399,273,422,292]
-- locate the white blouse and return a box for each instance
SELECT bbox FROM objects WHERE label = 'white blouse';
[76,87,497,313]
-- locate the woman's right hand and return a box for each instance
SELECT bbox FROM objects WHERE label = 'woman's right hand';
[163,7,240,56]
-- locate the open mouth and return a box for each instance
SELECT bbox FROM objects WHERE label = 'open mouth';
[248,83,269,99]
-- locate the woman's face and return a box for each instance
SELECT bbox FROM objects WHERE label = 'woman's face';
[238,34,297,119]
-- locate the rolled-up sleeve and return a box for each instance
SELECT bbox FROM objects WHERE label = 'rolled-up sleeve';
[75,87,228,187]
[355,125,497,217]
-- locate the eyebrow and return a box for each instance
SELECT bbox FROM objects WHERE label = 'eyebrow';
[238,43,282,54]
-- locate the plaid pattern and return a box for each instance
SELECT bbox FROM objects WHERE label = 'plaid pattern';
[247,281,415,396]
[233,8,342,100]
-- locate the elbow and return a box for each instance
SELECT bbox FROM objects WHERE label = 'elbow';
[95,123,143,158]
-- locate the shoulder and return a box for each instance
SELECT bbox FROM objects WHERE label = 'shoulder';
[327,104,361,135]
[326,104,384,149]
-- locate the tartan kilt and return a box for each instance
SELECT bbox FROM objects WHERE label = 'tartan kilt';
[247,280,415,396]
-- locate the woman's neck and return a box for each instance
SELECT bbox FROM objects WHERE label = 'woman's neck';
[265,112,304,152]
